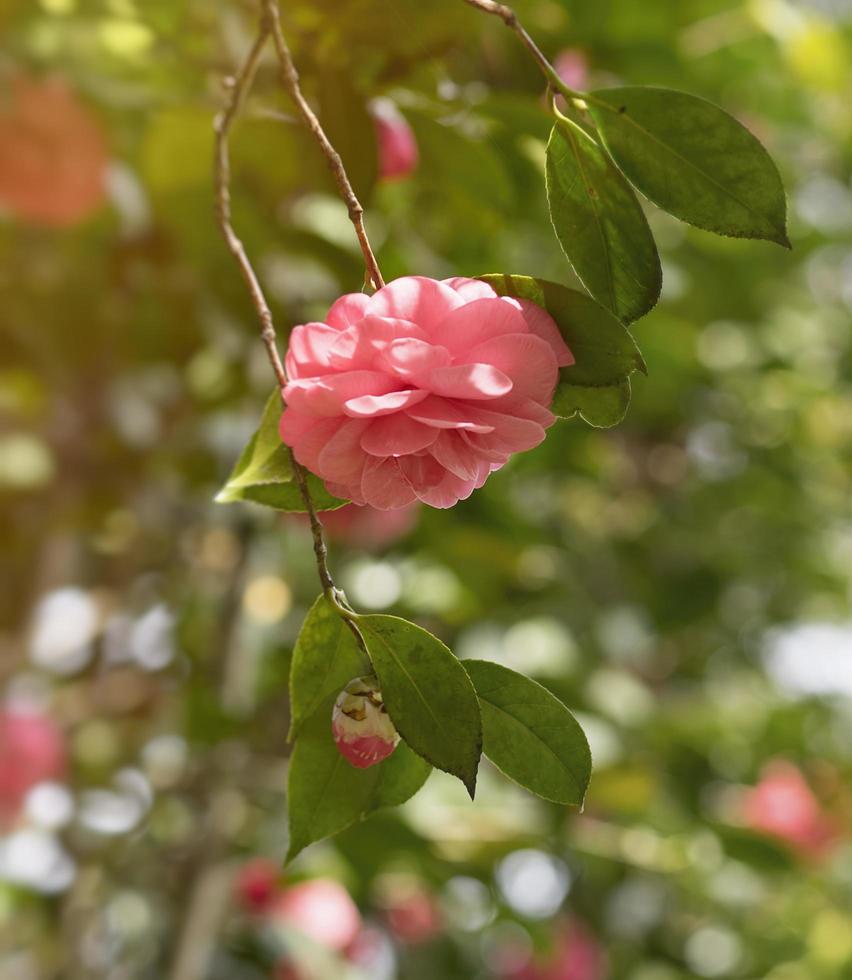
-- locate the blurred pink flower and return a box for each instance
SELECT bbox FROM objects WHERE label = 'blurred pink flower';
[384,889,443,944]
[280,276,572,509]
[553,49,589,92]
[372,100,418,180]
[270,879,361,951]
[503,920,607,980]
[742,759,837,857]
[318,501,420,548]
[332,676,399,769]
[0,73,107,227]
[0,709,66,826]
[234,857,279,913]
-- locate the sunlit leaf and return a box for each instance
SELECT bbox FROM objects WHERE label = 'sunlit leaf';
[215,393,348,511]
[286,695,431,862]
[463,660,591,805]
[546,118,661,323]
[289,594,370,740]
[588,87,789,247]
[480,274,644,428]
[357,615,482,797]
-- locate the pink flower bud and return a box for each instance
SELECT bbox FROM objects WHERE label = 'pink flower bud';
[332,675,399,769]
[553,49,589,92]
[372,99,418,181]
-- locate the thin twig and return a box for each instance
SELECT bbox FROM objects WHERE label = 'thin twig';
[213,26,287,389]
[262,0,385,291]
[213,11,346,607]
[461,0,581,99]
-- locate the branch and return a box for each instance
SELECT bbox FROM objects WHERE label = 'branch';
[461,0,581,99]
[213,26,287,390]
[213,12,344,607]
[263,0,385,291]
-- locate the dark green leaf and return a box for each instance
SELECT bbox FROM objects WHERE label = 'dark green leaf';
[545,118,661,323]
[288,595,370,740]
[480,274,644,428]
[356,615,482,798]
[215,393,348,512]
[286,695,431,862]
[588,87,789,247]
[463,660,591,805]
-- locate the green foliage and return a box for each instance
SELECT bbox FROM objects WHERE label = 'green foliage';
[463,660,591,805]
[288,594,369,740]
[286,693,431,861]
[587,87,790,247]
[480,274,644,427]
[356,615,483,797]
[215,393,348,511]
[545,117,661,323]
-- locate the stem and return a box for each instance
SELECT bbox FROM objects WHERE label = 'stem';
[213,5,355,612]
[462,0,585,102]
[213,26,287,390]
[262,0,385,291]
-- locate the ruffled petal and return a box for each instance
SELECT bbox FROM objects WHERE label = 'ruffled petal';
[343,388,429,418]
[284,323,341,379]
[361,457,418,509]
[420,363,513,400]
[406,395,495,432]
[442,277,497,301]
[327,316,427,371]
[314,419,371,483]
[367,276,465,333]
[430,297,529,357]
[283,370,400,416]
[378,337,452,379]
[361,413,439,457]
[281,413,345,473]
[429,431,483,480]
[461,407,547,456]
[463,332,558,401]
[502,296,574,367]
[325,292,370,329]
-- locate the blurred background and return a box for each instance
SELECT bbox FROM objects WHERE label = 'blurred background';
[1,0,852,978]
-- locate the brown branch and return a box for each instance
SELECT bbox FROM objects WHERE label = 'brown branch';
[461,0,582,98]
[213,26,287,389]
[213,11,346,608]
[262,0,385,291]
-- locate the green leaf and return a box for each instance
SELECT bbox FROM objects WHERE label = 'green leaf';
[215,393,348,512]
[288,595,370,740]
[356,615,482,798]
[545,118,661,323]
[552,377,631,428]
[480,274,644,428]
[463,660,591,805]
[286,695,431,862]
[587,87,789,247]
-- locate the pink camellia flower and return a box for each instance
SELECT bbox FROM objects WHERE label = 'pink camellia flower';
[318,501,420,548]
[270,879,361,951]
[742,759,837,858]
[332,676,399,769]
[234,857,279,913]
[0,73,107,227]
[501,920,607,980]
[0,708,66,827]
[280,276,573,510]
[553,49,589,92]
[372,99,418,180]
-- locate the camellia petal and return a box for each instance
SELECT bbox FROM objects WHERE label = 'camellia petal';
[280,276,568,508]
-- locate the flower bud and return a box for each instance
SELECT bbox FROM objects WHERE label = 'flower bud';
[371,99,418,181]
[332,675,399,768]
